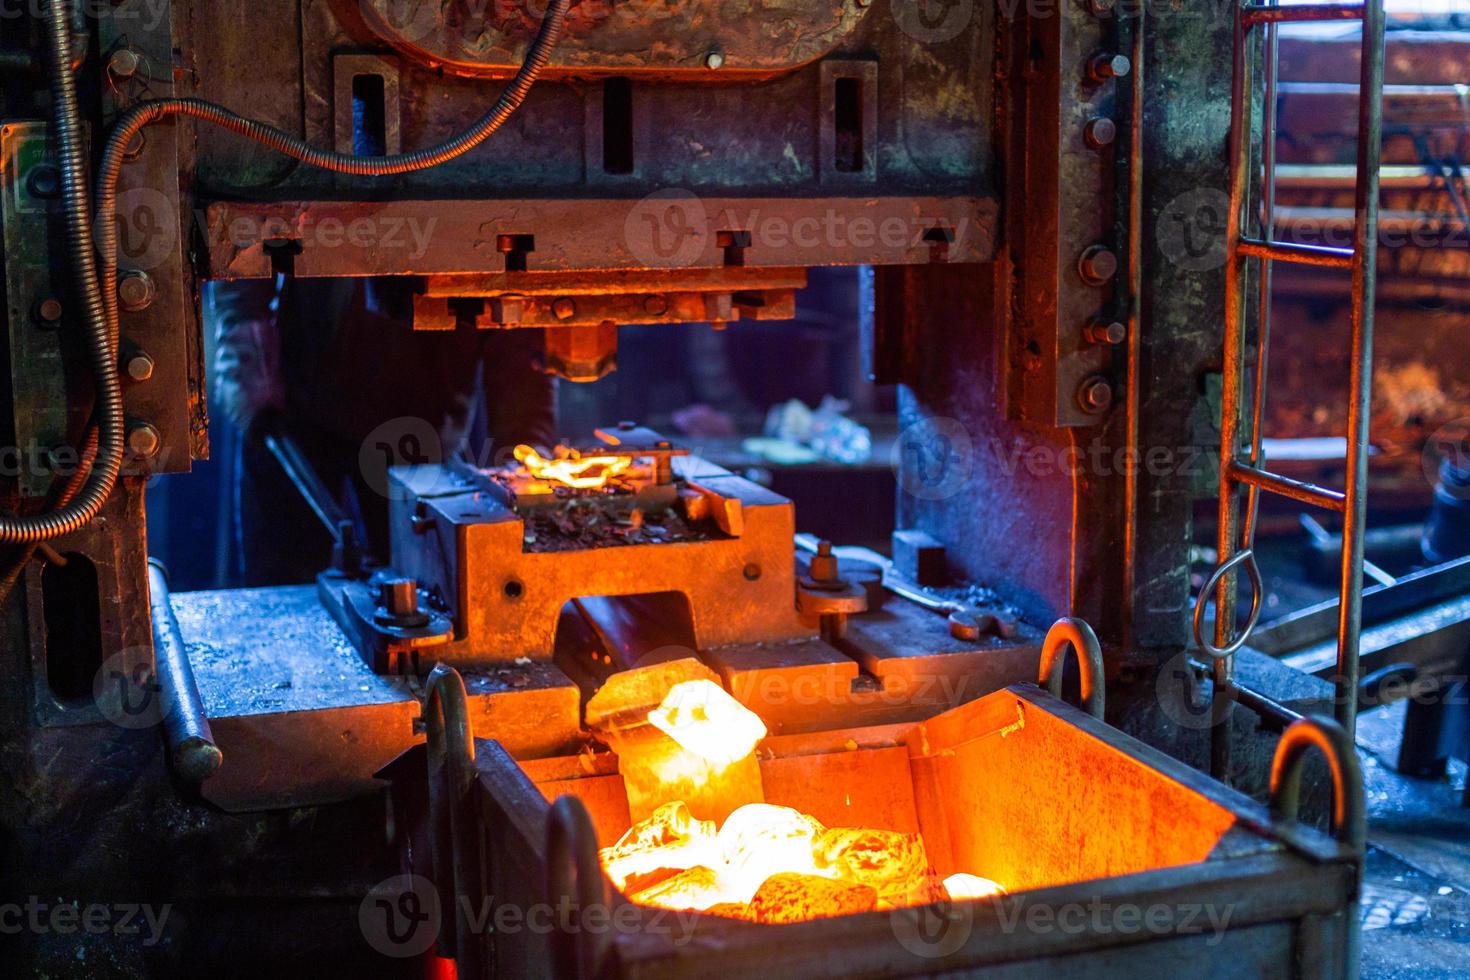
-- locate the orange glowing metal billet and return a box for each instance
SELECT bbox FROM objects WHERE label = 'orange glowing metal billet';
[513,444,633,489]
[597,681,1006,921]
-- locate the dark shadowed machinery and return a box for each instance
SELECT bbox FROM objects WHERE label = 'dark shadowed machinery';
[0,1,1417,977]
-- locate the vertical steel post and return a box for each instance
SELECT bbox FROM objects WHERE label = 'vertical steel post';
[1337,0,1387,738]
[1212,1,1258,783]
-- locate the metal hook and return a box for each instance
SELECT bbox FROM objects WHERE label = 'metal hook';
[1038,617,1105,720]
[424,663,483,977]
[1192,547,1264,660]
[546,795,612,979]
[1269,716,1366,851]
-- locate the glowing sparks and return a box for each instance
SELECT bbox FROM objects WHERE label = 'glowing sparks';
[514,444,632,489]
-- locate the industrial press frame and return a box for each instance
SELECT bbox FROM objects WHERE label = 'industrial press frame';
[0,0,1389,977]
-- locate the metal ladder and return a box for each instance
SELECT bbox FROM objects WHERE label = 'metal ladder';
[1194,0,1387,782]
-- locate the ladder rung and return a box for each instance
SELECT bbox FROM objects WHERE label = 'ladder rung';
[1237,237,1355,269]
[1230,462,1347,512]
[1241,3,1364,27]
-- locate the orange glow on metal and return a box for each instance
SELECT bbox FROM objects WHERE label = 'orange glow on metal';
[647,680,767,769]
[513,444,632,489]
[599,683,1006,921]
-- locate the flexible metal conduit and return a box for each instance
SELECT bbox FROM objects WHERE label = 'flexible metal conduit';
[0,0,127,545]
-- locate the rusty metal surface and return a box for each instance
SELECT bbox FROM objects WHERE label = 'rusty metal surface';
[203,196,996,279]
[387,456,813,663]
[358,0,869,79]
[1,122,71,498]
[174,584,580,810]
[99,3,207,471]
[997,0,1130,428]
[466,686,1359,979]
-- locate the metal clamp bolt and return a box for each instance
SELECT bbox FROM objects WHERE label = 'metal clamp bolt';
[1077,376,1114,414]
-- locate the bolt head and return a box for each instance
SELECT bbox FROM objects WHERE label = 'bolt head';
[1084,117,1117,149]
[125,352,155,382]
[1085,319,1127,346]
[551,297,577,321]
[1078,245,1119,286]
[1077,377,1115,414]
[108,49,141,79]
[705,50,725,70]
[126,422,162,458]
[117,271,156,312]
[1090,53,1131,81]
[34,297,63,326]
[643,294,669,316]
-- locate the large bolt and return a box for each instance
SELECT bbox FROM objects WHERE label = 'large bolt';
[126,422,162,458]
[107,48,141,79]
[1078,245,1119,286]
[33,297,63,327]
[382,578,419,618]
[551,297,578,321]
[117,270,156,312]
[1084,318,1127,346]
[809,540,839,583]
[1077,376,1115,415]
[1088,53,1132,83]
[1084,117,1117,150]
[125,350,156,382]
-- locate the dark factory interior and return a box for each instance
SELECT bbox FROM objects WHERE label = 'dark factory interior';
[3,1,1470,977]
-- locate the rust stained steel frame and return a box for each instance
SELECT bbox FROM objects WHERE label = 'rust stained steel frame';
[465,684,1363,979]
[1206,0,1387,781]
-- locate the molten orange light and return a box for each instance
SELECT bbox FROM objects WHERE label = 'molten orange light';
[599,681,1006,921]
[514,444,632,489]
[648,680,767,769]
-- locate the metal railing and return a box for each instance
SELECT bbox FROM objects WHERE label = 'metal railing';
[1194,0,1387,782]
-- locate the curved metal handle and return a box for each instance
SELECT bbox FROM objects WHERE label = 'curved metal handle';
[1192,548,1264,660]
[1038,617,1105,719]
[547,795,612,980]
[1269,716,1365,851]
[425,663,483,977]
